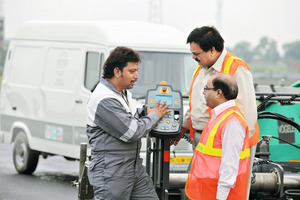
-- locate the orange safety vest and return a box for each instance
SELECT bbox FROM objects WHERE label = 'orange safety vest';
[185,106,250,200]
[188,51,260,146]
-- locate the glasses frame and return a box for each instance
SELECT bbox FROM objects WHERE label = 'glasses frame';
[192,51,204,57]
[204,85,216,91]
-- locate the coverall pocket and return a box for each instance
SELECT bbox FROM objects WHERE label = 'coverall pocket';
[103,152,127,181]
[88,158,105,187]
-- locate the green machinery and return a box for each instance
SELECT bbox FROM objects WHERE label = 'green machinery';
[251,80,300,200]
[256,80,300,162]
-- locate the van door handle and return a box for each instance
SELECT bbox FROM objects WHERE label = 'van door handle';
[75,99,83,104]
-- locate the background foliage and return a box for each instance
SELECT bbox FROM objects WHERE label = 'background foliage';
[228,37,300,85]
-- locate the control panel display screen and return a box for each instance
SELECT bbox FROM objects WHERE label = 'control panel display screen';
[156,95,173,105]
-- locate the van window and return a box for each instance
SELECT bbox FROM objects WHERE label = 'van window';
[131,52,195,98]
[85,52,103,91]
[10,46,44,86]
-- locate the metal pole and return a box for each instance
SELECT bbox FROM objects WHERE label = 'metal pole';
[78,143,87,200]
[79,143,87,178]
[161,138,170,198]
[146,135,152,175]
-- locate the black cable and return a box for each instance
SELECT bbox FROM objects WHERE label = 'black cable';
[259,115,300,133]
[258,111,300,132]
[258,111,300,149]
[268,135,300,149]
[257,94,275,112]
[259,111,290,119]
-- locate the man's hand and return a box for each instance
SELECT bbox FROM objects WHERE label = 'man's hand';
[146,99,171,119]
[170,127,187,146]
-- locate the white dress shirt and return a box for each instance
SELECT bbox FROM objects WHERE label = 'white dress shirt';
[209,100,246,200]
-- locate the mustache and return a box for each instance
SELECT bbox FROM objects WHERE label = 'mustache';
[195,58,200,62]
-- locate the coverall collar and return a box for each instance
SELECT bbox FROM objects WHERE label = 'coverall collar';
[100,77,126,96]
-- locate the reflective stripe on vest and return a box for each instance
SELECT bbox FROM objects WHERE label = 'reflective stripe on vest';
[189,64,201,104]
[188,64,201,141]
[196,110,250,159]
[223,56,242,75]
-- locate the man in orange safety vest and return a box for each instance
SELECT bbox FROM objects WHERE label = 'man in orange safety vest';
[170,26,259,199]
[185,73,250,200]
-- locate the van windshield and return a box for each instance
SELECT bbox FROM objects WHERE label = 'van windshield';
[130,51,196,99]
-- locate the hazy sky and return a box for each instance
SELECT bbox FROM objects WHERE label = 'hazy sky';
[3,0,300,51]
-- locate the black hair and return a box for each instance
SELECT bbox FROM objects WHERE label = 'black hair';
[186,26,224,52]
[212,75,238,100]
[102,46,142,79]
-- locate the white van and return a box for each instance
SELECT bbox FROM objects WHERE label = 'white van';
[0,20,194,174]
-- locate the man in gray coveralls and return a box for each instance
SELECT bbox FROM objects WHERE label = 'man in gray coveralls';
[86,46,170,200]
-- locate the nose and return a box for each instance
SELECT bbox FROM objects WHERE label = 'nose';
[135,71,139,79]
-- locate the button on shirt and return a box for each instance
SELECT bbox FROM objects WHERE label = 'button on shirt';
[210,100,246,200]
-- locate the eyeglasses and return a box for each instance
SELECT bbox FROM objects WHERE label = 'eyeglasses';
[192,51,204,57]
[204,85,215,91]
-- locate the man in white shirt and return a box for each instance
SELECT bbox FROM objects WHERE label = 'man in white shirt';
[171,26,259,199]
[185,73,250,200]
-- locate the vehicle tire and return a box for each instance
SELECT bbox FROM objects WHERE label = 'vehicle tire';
[13,131,40,174]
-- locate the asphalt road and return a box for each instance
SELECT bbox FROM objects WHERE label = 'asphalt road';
[0,143,80,200]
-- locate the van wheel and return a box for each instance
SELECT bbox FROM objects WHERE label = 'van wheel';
[13,131,40,174]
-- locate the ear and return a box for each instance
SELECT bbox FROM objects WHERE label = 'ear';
[210,47,216,56]
[114,67,121,78]
[216,89,223,99]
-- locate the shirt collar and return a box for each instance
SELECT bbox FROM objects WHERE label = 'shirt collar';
[210,99,236,120]
[210,48,227,72]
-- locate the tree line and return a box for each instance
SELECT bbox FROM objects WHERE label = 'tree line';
[227,37,300,76]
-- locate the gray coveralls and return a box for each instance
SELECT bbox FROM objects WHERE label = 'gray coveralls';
[86,78,159,200]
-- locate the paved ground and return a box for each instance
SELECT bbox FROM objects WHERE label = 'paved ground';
[0,143,80,200]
